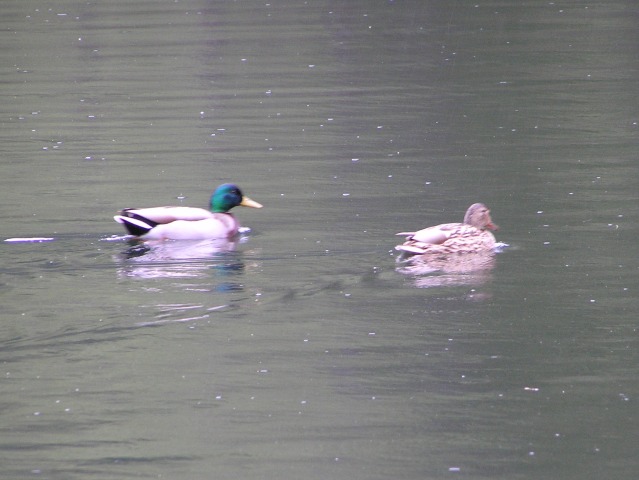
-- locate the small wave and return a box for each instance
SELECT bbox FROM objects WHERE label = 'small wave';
[99,234,131,242]
[494,241,510,252]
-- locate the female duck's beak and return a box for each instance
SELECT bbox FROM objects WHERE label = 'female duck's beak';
[240,196,263,209]
[485,211,498,230]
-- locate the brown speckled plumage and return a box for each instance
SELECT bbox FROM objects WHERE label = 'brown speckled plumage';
[395,203,499,266]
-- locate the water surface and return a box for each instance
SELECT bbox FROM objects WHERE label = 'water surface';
[1,1,638,479]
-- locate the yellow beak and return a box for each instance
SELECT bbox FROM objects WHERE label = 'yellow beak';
[240,196,263,209]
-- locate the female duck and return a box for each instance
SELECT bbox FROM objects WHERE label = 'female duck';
[395,203,498,259]
[114,183,262,240]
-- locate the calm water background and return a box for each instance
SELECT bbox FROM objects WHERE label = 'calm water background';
[1,1,638,479]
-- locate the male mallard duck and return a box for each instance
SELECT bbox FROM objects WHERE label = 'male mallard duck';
[114,183,262,240]
[395,203,498,258]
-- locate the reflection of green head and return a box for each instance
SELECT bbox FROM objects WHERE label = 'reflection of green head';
[210,184,263,213]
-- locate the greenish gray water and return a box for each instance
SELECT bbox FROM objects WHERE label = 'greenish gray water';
[1,1,638,479]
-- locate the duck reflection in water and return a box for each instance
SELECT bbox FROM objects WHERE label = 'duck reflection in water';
[115,237,252,289]
[121,237,239,261]
[394,203,501,288]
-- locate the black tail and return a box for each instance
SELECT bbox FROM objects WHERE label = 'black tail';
[114,212,159,237]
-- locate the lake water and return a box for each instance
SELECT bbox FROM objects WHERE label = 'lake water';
[1,1,638,479]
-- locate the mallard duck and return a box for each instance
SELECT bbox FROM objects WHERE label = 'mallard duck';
[114,183,262,240]
[395,203,498,258]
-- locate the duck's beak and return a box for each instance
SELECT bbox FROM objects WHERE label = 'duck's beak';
[240,196,263,209]
[485,211,498,230]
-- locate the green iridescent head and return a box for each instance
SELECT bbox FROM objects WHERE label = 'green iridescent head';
[210,184,263,213]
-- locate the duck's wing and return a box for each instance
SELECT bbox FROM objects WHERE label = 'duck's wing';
[397,223,461,245]
[394,223,463,257]
[116,206,214,224]
[114,207,217,238]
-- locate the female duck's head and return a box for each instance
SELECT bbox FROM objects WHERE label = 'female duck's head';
[463,203,498,231]
[210,184,263,213]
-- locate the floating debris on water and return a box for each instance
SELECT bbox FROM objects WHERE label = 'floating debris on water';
[4,237,55,243]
